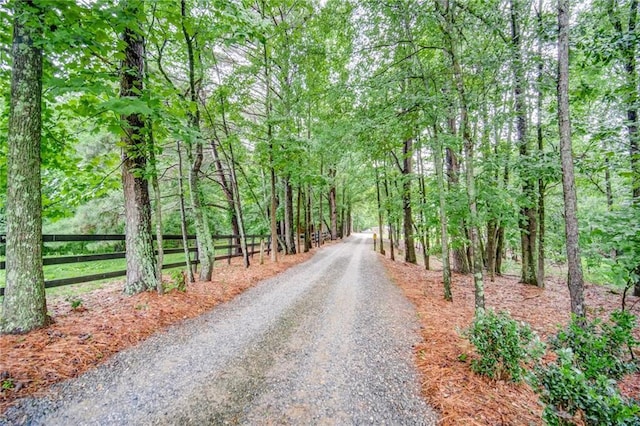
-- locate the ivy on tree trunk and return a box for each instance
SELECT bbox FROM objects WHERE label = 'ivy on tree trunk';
[1,0,48,334]
[120,0,157,295]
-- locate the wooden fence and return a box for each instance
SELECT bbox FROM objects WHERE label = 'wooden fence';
[0,231,331,296]
[0,234,268,296]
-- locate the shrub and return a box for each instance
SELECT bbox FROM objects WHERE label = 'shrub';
[550,310,638,380]
[531,312,640,425]
[466,309,542,382]
[164,270,186,293]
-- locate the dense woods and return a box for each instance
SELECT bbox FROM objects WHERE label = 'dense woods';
[0,0,639,335]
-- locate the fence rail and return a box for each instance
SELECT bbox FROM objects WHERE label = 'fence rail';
[0,233,269,296]
[0,231,332,296]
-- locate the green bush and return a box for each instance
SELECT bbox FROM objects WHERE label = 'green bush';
[164,270,186,293]
[466,309,542,382]
[531,312,640,425]
[550,310,638,380]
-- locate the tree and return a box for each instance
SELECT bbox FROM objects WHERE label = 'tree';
[433,127,452,301]
[120,0,157,295]
[558,0,586,318]
[1,0,48,333]
[436,0,485,312]
[180,0,216,281]
[511,0,539,287]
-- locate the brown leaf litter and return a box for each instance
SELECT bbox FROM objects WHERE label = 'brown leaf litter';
[381,252,640,426]
[0,249,317,413]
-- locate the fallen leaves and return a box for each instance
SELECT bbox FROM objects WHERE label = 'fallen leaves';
[0,250,315,413]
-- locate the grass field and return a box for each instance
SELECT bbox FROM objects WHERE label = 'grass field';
[0,242,265,300]
[0,252,197,298]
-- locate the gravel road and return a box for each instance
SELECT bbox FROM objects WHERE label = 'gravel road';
[2,234,437,425]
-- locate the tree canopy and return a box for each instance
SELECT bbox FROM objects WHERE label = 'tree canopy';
[2,0,640,331]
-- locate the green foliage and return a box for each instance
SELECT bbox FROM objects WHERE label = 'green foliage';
[1,378,14,390]
[466,309,543,382]
[164,270,187,293]
[531,312,640,426]
[534,348,639,426]
[586,203,640,290]
[550,310,638,380]
[67,297,83,310]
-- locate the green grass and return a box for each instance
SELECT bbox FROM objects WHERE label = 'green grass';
[0,252,197,299]
[0,242,257,300]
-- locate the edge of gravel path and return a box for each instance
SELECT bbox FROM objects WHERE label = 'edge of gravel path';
[0,245,332,414]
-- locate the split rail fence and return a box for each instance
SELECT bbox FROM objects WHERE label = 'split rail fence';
[0,231,331,296]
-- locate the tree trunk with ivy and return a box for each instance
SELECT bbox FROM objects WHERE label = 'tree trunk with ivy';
[120,0,157,295]
[182,0,215,280]
[1,0,48,333]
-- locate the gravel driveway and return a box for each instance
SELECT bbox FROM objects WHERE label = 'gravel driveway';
[2,234,437,425]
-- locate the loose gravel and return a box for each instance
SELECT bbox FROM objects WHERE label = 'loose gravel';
[1,234,437,425]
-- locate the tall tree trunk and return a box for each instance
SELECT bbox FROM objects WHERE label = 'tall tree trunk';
[296,185,303,252]
[438,1,484,311]
[209,138,239,252]
[1,0,48,333]
[144,50,163,294]
[177,142,195,283]
[149,123,164,294]
[443,84,469,274]
[402,138,417,264]
[182,0,214,281]
[329,168,338,240]
[226,136,250,268]
[558,0,586,317]
[607,0,640,200]
[339,186,346,238]
[121,0,157,295]
[210,88,245,258]
[446,145,469,273]
[318,159,324,247]
[434,126,452,301]
[375,166,386,255]
[261,31,278,261]
[536,0,545,288]
[496,226,505,275]
[608,0,640,295]
[305,185,312,252]
[486,220,497,281]
[461,107,485,312]
[383,166,395,261]
[284,176,296,254]
[416,145,430,269]
[511,0,538,286]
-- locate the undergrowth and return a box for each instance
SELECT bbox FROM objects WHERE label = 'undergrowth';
[467,309,640,425]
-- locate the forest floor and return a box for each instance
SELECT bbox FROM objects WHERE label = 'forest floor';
[381,243,640,425]
[0,247,323,414]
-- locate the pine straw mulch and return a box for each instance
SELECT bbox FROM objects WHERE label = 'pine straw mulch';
[0,248,321,414]
[381,253,640,426]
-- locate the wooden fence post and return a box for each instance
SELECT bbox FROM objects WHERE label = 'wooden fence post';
[259,239,265,265]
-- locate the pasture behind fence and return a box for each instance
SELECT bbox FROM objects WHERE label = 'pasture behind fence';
[0,231,331,296]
